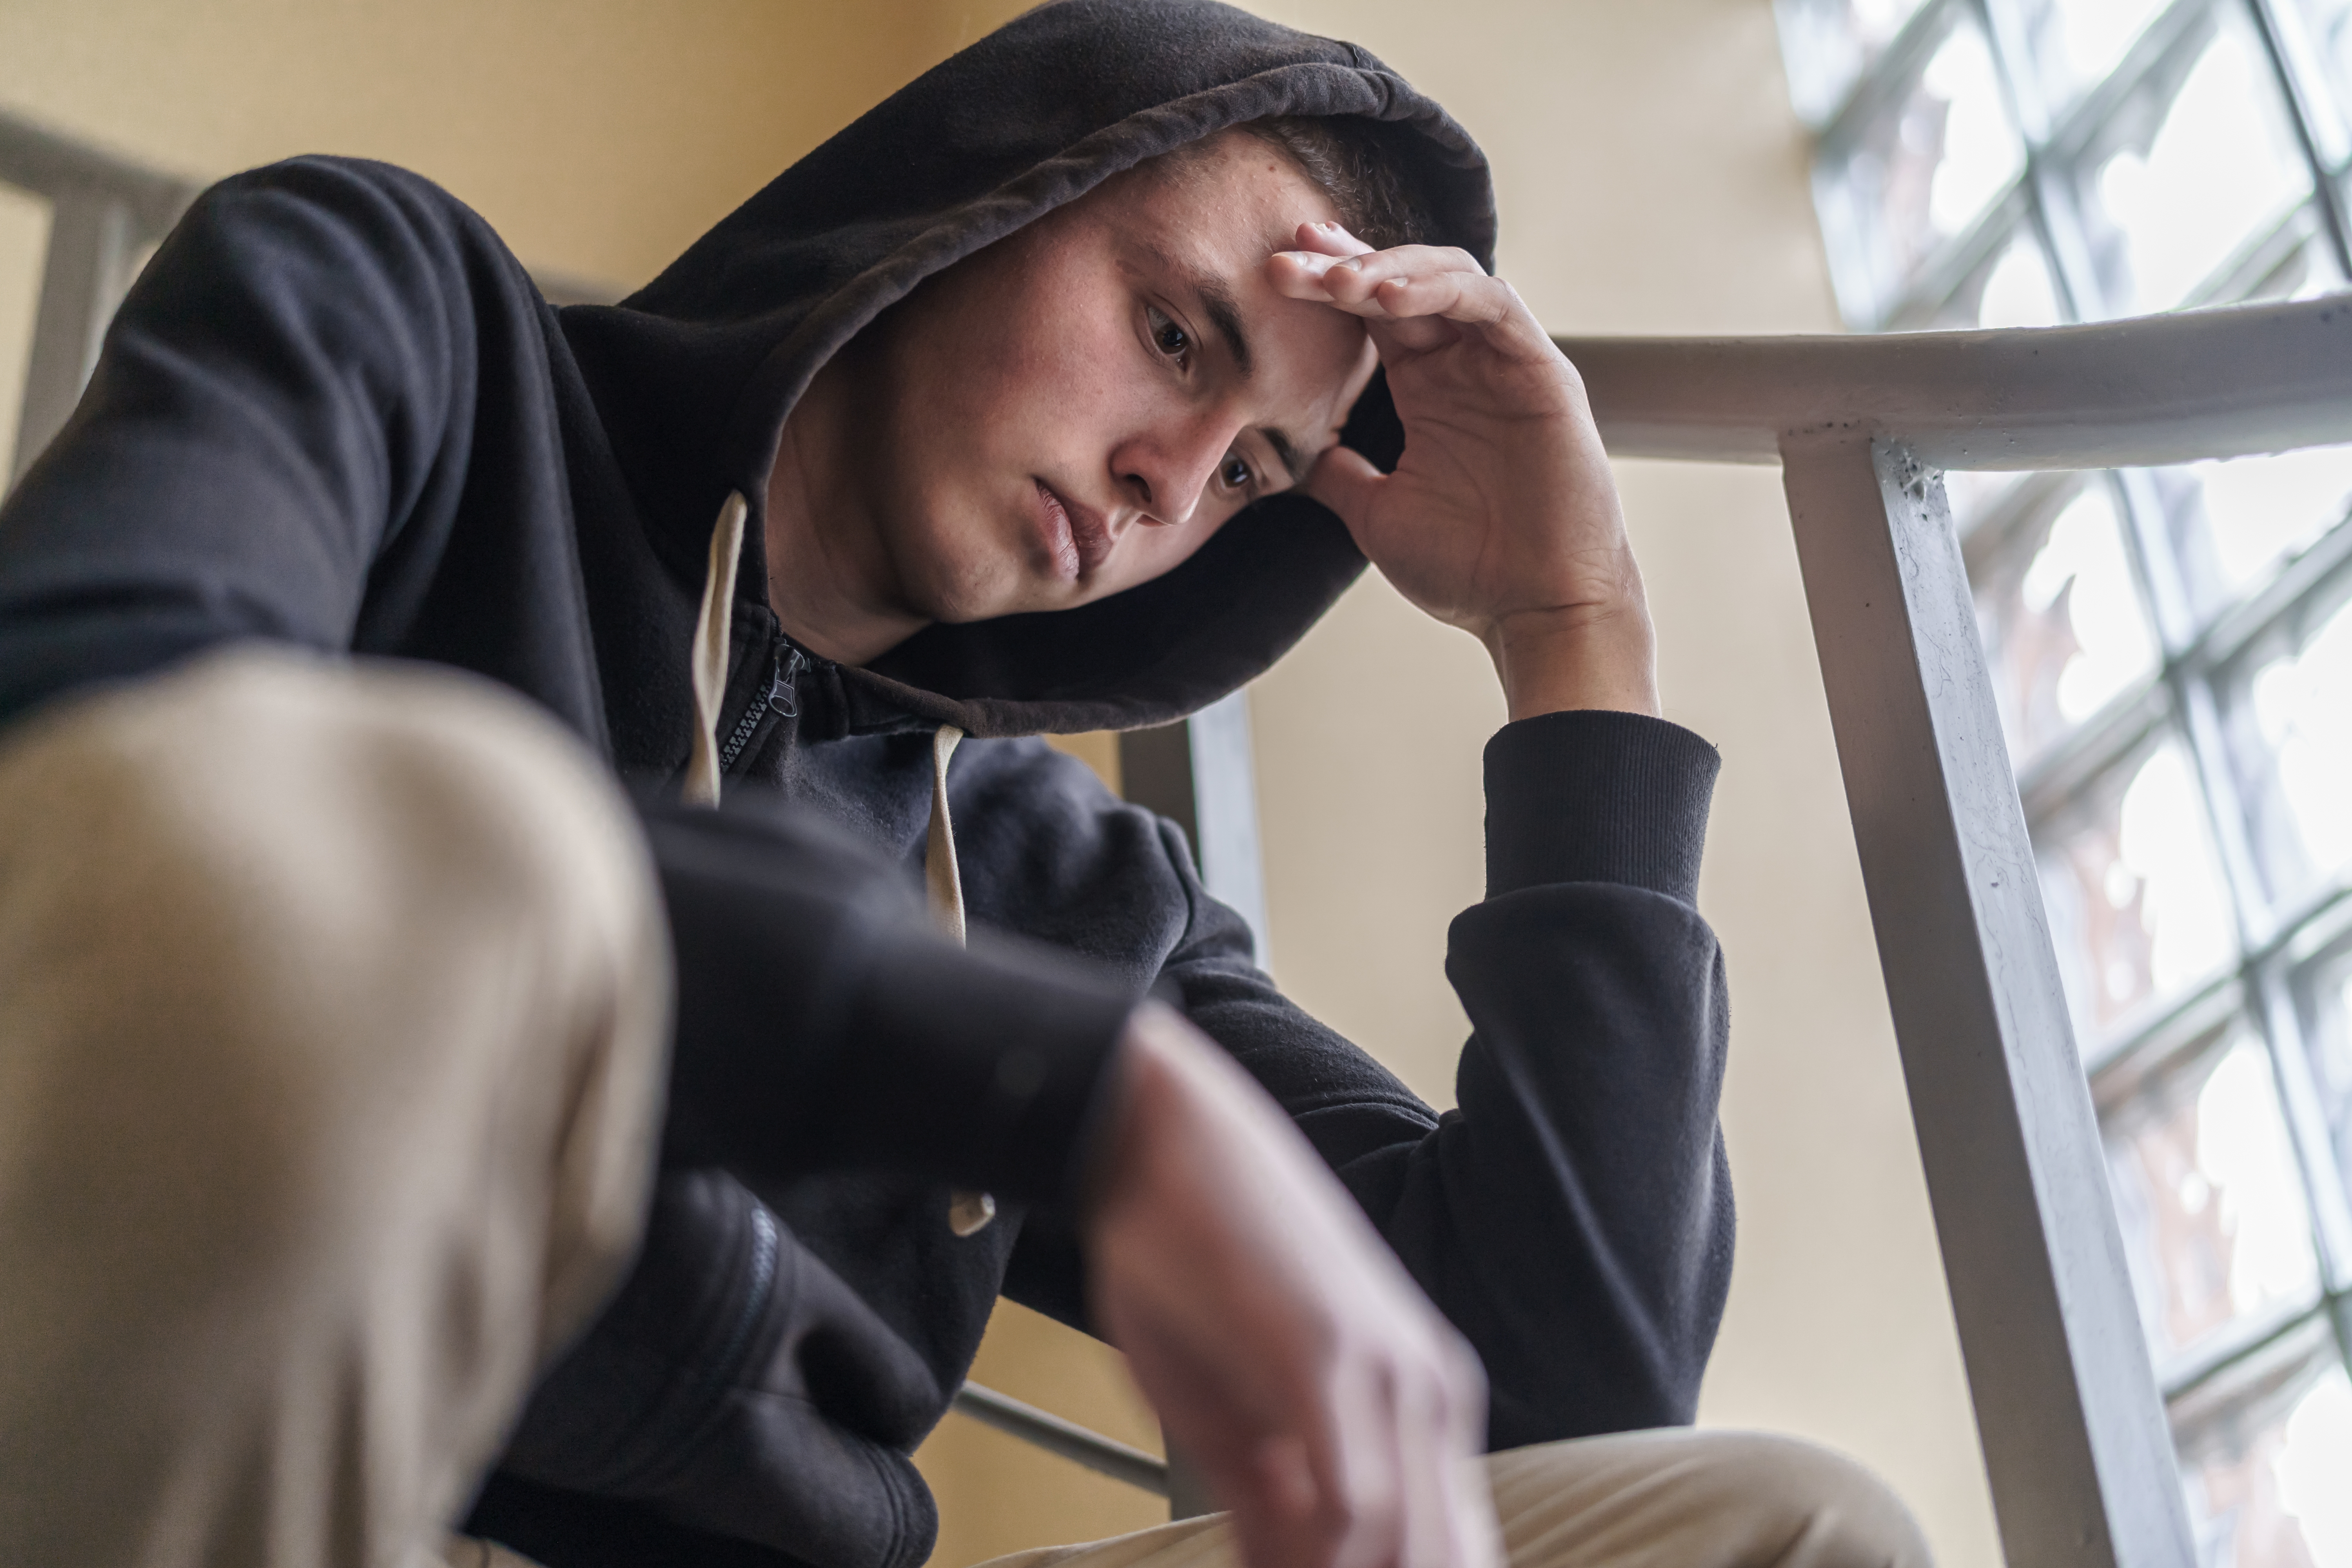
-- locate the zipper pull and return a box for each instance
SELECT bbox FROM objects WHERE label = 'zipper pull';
[771,644,804,719]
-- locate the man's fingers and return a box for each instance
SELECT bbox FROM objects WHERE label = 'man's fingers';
[1394,1371,1453,1568]
[1443,1455,1505,1568]
[1364,270,1513,327]
[1288,219,1377,260]
[1392,1351,1499,1568]
[1328,240,1486,279]
[1272,246,1553,366]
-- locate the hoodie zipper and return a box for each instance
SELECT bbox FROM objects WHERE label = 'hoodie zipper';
[717,641,804,777]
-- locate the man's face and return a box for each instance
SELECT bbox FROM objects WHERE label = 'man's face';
[837,132,1376,624]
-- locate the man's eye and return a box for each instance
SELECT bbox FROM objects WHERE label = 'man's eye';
[1219,454,1254,491]
[1147,306,1190,361]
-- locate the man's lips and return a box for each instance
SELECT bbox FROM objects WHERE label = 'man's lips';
[1034,479,1113,581]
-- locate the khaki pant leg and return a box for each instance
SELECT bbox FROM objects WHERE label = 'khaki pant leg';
[0,649,671,1568]
[1485,1430,1929,1568]
[969,1429,1929,1568]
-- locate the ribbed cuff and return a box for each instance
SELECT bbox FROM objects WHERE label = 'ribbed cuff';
[826,927,1137,1209]
[1484,710,1721,903]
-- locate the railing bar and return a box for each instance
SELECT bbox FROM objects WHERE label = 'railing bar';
[2245,0,2352,279]
[1559,293,2352,470]
[949,1383,1170,1497]
[0,109,196,237]
[1782,434,2193,1568]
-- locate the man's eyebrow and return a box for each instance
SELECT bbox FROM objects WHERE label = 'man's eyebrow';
[1191,272,1253,379]
[1159,257,1307,485]
[1260,426,1310,486]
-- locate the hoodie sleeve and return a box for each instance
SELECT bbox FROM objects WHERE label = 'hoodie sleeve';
[1009,708,1732,1450]
[0,158,482,722]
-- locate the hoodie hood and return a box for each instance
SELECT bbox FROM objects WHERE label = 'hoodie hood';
[560,0,1495,738]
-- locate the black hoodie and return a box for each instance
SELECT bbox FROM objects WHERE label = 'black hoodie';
[0,4,1733,1566]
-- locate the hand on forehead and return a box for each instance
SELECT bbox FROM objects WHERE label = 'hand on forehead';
[1096,131,1377,459]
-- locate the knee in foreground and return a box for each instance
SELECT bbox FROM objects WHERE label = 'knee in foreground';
[1680,1433,1933,1568]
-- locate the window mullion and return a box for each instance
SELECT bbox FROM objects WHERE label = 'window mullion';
[2253,960,2352,1288]
[2244,0,2352,274]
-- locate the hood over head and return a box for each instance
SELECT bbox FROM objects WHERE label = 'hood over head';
[561,0,1495,738]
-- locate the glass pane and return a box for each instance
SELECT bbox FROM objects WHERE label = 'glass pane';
[1776,0,1940,124]
[2073,8,2314,318]
[2009,0,2174,114]
[2106,1030,2320,1368]
[2179,1353,2352,1568]
[1949,468,2034,534]
[2149,444,2352,619]
[2041,735,2238,1039]
[2219,584,2352,908]
[1917,222,2069,327]
[2281,0,2352,163]
[2223,208,2351,310]
[1975,479,2160,763]
[1816,14,2027,323]
[2301,961,2352,1216]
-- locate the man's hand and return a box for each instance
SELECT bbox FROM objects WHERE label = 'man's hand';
[1271,223,1659,722]
[1085,1004,1500,1568]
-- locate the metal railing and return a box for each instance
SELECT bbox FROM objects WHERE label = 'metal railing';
[1563,295,2352,1568]
[0,108,196,484]
[13,99,2352,1568]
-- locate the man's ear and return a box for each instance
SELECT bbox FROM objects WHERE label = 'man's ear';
[1338,366,1404,474]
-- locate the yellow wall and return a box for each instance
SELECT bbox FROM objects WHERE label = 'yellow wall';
[0,5,2003,1566]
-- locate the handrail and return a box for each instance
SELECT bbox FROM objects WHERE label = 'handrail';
[949,1383,1170,1496]
[0,106,198,234]
[1558,293,2352,469]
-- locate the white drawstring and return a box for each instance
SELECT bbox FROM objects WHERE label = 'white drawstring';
[928,722,995,1238]
[926,724,966,945]
[683,491,748,808]
[686,499,991,1236]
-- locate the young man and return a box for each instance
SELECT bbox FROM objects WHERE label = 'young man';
[0,4,1929,1568]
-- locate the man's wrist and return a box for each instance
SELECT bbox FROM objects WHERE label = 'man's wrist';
[1485,602,1660,722]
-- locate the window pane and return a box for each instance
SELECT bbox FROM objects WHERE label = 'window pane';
[2222,206,2350,309]
[2040,736,2238,1040]
[2177,1350,2352,1568]
[2072,9,2313,318]
[1949,468,2034,535]
[2300,960,2352,1215]
[1775,0,1940,124]
[1975,479,2160,763]
[2105,1030,2320,1369]
[2218,581,2352,909]
[2009,0,2175,115]
[1816,14,2027,323]
[2151,444,2352,617]
[1914,222,2069,327]
[2281,0,2352,163]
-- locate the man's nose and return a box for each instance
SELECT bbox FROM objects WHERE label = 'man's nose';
[1116,417,1235,528]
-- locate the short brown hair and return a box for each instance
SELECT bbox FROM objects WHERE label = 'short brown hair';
[1232,116,1435,252]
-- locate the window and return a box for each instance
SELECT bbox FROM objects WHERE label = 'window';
[1777,3,2352,1563]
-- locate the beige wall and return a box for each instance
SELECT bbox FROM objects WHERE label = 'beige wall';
[0,4,2003,1566]
[0,0,955,474]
